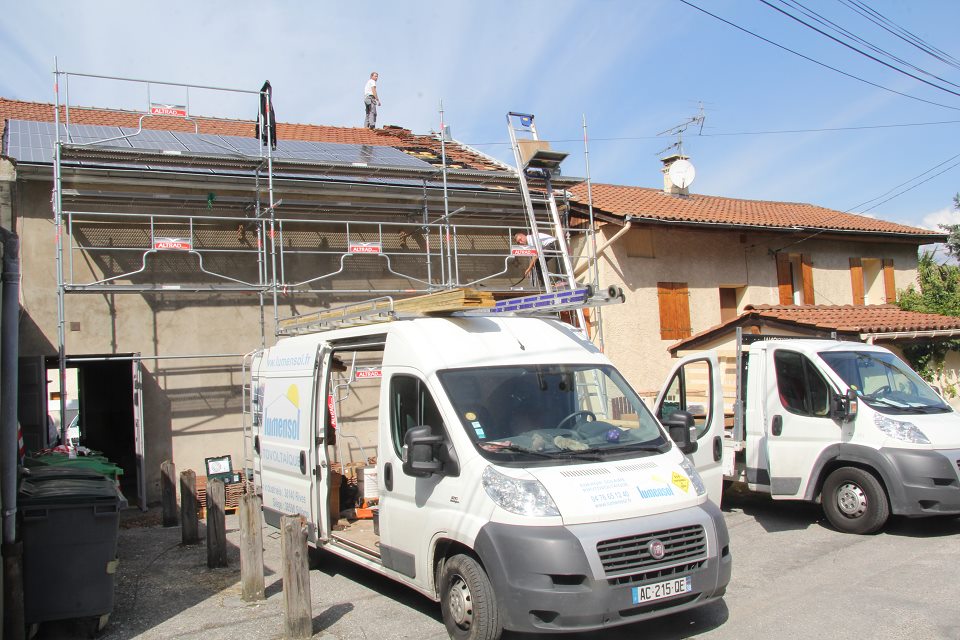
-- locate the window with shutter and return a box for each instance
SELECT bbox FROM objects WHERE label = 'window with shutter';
[776,253,815,304]
[883,259,896,302]
[850,257,865,305]
[658,282,692,340]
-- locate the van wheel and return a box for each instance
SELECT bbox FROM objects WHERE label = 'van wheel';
[439,554,502,640]
[822,467,889,534]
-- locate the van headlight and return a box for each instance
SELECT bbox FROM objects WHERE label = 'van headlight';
[481,466,559,517]
[678,458,707,497]
[874,415,930,444]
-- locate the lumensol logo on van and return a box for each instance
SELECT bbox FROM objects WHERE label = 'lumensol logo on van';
[264,384,301,440]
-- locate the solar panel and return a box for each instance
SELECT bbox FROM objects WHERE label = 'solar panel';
[5,118,435,170]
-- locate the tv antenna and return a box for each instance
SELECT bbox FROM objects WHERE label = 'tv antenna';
[657,103,706,159]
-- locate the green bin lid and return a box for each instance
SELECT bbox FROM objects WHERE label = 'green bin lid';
[19,474,119,505]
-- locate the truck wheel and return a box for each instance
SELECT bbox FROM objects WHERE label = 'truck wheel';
[439,554,502,640]
[822,467,889,534]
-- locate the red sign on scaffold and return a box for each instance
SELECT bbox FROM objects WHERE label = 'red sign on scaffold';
[327,394,337,430]
[349,242,382,254]
[150,104,188,118]
[154,238,192,251]
[511,246,538,256]
[355,368,382,379]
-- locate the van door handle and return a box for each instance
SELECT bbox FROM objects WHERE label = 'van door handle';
[713,436,722,461]
[384,463,393,492]
[771,415,783,437]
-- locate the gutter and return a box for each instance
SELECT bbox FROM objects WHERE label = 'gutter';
[862,329,960,343]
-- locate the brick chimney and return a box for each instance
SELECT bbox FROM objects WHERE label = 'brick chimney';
[661,154,690,196]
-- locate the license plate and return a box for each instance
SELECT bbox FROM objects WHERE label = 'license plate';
[632,576,692,605]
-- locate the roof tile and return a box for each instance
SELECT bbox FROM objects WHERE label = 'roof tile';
[570,182,940,238]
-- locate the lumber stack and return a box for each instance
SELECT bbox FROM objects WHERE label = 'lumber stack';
[278,287,495,333]
[196,475,245,517]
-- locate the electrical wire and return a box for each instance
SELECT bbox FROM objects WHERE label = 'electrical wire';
[839,0,960,72]
[776,0,960,90]
[460,118,960,147]
[677,0,960,112]
[759,0,960,99]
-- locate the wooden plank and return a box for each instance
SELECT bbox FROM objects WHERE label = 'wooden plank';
[240,492,265,602]
[161,460,178,527]
[180,470,200,545]
[281,515,312,638]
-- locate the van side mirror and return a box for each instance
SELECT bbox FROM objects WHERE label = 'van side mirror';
[663,411,698,455]
[832,389,859,422]
[402,425,445,478]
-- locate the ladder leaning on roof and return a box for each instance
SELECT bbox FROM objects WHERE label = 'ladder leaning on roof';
[506,112,585,327]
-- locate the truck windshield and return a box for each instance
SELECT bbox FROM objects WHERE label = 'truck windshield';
[438,364,668,464]
[819,350,951,414]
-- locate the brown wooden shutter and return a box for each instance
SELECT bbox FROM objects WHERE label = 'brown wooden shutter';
[883,259,896,303]
[850,258,865,305]
[776,253,793,305]
[801,254,815,305]
[657,282,692,340]
[675,284,691,338]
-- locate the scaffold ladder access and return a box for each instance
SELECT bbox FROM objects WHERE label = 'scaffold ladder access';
[505,112,591,337]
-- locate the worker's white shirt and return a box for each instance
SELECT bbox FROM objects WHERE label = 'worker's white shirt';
[364,79,377,97]
[525,233,556,248]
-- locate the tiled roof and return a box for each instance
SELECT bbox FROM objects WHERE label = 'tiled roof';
[0,97,501,171]
[670,304,960,352]
[569,182,942,239]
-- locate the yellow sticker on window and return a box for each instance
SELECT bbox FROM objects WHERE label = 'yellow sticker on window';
[672,471,690,493]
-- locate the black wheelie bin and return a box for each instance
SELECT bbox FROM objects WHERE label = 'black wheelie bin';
[18,466,122,633]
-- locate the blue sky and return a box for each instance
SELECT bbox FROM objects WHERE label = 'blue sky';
[2,1,959,240]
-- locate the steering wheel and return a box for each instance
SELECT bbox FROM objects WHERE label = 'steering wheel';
[865,385,891,398]
[556,410,596,431]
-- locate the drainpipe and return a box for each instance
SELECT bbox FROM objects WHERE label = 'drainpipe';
[573,220,632,278]
[0,228,23,640]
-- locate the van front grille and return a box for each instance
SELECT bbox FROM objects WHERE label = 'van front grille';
[597,525,707,580]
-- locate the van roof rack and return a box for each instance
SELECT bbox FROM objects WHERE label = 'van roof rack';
[277,286,625,336]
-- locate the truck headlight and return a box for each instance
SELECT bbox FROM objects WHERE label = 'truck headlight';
[481,466,559,517]
[678,458,707,497]
[874,415,930,444]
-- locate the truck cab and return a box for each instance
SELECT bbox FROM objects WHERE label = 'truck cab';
[656,336,960,534]
[251,312,731,639]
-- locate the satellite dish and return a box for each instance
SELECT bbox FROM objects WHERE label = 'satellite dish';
[668,159,696,189]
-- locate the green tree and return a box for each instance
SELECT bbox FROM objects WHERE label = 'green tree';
[897,250,960,390]
[938,192,960,257]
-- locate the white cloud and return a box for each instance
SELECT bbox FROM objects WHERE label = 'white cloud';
[919,207,960,231]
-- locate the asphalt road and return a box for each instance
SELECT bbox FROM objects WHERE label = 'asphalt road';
[33,489,960,640]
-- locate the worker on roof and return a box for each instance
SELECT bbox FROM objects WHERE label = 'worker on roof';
[364,72,381,129]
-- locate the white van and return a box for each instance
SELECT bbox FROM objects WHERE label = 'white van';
[251,313,731,639]
[656,334,960,534]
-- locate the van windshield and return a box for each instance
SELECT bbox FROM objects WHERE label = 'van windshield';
[819,350,951,414]
[438,364,668,464]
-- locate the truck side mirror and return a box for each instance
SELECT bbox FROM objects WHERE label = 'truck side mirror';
[663,411,698,455]
[402,425,445,478]
[832,389,859,422]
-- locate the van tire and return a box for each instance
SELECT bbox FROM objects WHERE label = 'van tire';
[822,467,889,534]
[439,554,502,640]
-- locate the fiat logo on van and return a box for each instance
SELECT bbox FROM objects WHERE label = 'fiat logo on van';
[648,539,666,560]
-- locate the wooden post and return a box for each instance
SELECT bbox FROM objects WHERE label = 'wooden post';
[206,479,227,568]
[281,515,312,638]
[160,460,178,527]
[180,470,199,545]
[240,491,265,601]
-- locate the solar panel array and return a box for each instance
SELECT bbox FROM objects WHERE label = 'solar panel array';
[4,119,433,169]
